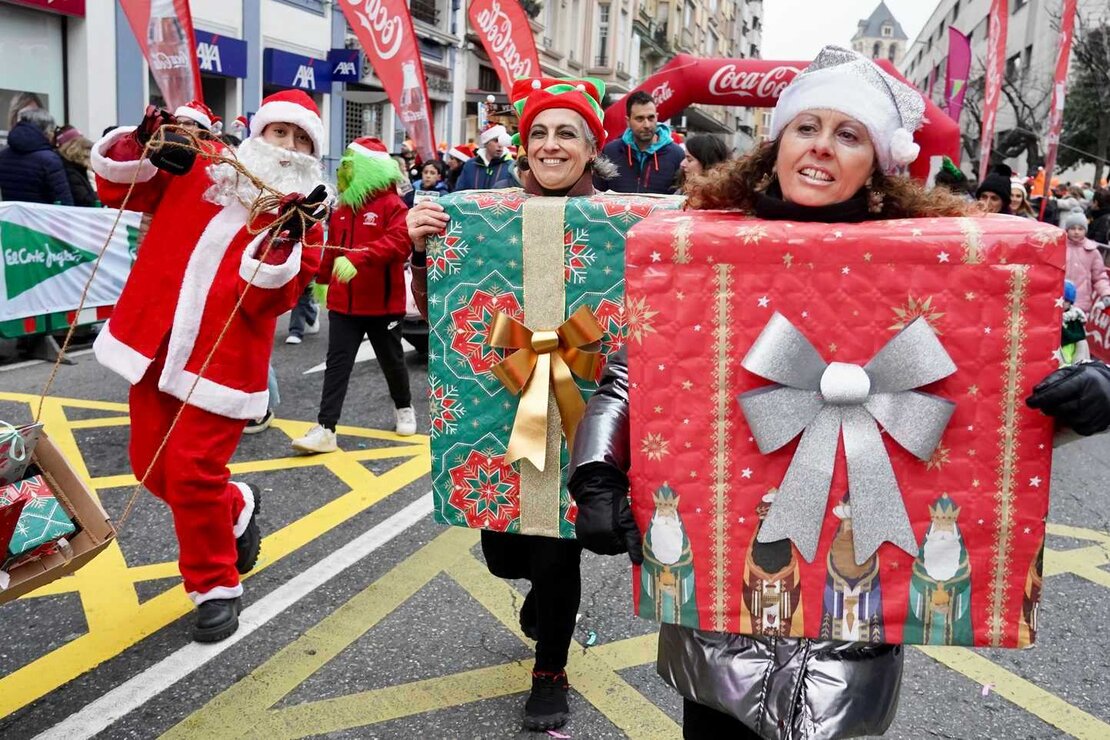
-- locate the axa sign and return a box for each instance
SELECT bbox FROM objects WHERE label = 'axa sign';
[192,31,248,79]
[293,65,316,90]
[327,48,362,83]
[263,48,330,91]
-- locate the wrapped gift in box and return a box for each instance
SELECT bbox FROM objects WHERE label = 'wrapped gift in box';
[0,421,43,485]
[0,474,76,558]
[625,212,1064,648]
[428,190,681,538]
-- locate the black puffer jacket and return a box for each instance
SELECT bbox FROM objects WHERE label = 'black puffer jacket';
[62,159,99,207]
[0,122,73,205]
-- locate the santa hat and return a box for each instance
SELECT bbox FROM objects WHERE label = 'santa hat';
[210,115,224,135]
[770,45,925,174]
[347,136,391,161]
[230,115,249,137]
[479,124,507,146]
[447,143,474,162]
[174,100,215,130]
[510,76,607,147]
[249,89,325,157]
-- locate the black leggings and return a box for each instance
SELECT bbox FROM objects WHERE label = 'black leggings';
[318,311,411,429]
[481,530,581,673]
[683,698,763,738]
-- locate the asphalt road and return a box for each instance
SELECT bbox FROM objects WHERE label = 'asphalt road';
[0,315,1107,739]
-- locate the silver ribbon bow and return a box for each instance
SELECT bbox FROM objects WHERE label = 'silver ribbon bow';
[737,312,956,565]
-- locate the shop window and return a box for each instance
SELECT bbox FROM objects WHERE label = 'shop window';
[478,65,500,92]
[345,99,383,141]
[410,0,439,26]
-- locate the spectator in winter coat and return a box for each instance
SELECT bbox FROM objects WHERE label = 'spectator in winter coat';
[676,133,730,193]
[443,143,473,191]
[456,125,515,190]
[292,137,416,454]
[55,125,99,207]
[403,159,449,207]
[975,164,1012,214]
[1010,182,1036,219]
[595,90,684,194]
[6,91,43,132]
[0,108,73,205]
[1062,208,1110,313]
[1087,188,1110,245]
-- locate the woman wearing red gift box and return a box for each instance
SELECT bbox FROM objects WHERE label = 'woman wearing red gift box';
[570,45,1110,739]
[407,76,618,732]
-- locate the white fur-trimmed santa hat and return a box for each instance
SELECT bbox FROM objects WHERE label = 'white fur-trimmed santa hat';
[249,89,325,158]
[174,100,215,130]
[479,124,507,145]
[347,136,390,160]
[769,45,925,174]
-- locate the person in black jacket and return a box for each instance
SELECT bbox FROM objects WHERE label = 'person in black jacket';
[595,90,684,194]
[0,108,73,205]
[55,125,99,207]
[1088,187,1110,246]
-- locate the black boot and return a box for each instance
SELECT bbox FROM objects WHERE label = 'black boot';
[523,670,570,731]
[193,597,241,643]
[519,588,538,641]
[235,484,262,574]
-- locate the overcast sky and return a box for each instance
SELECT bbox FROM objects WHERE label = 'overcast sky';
[761,0,938,61]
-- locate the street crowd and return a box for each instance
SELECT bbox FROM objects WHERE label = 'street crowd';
[3,47,1110,739]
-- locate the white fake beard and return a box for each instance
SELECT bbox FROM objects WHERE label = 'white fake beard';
[204,136,325,209]
[921,527,962,581]
[649,514,684,565]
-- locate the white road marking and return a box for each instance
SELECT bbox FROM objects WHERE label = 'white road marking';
[34,492,434,740]
[0,347,95,372]
[303,337,417,375]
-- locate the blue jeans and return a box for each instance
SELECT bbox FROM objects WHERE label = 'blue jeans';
[288,285,319,338]
[266,363,281,409]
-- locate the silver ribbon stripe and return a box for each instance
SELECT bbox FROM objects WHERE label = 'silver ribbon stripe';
[737,312,956,565]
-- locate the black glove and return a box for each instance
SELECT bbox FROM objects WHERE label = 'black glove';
[569,463,643,564]
[135,105,173,145]
[1026,360,1110,436]
[275,184,330,241]
[148,130,196,176]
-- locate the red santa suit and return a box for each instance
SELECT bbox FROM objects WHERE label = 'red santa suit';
[90,91,327,604]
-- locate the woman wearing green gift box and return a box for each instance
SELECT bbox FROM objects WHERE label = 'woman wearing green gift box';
[406,75,618,733]
[569,45,1110,740]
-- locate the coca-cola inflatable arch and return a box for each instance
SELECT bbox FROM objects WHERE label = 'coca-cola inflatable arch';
[603,55,960,181]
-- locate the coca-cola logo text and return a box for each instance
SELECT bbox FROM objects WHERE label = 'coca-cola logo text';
[708,65,799,100]
[151,50,191,71]
[346,0,404,60]
[474,0,533,80]
[651,81,673,105]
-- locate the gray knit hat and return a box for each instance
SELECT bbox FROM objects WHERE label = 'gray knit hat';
[1062,208,1088,232]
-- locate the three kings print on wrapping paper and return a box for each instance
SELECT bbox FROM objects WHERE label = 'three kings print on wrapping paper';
[625,212,1064,648]
[426,190,681,539]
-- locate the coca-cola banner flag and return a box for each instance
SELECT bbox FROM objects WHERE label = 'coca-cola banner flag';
[1088,302,1110,364]
[1040,0,1078,215]
[468,0,540,97]
[119,0,203,111]
[604,54,960,182]
[342,0,437,162]
[945,28,972,123]
[979,0,1008,180]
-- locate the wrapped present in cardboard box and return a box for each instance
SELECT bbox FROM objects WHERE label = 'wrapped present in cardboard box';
[0,422,43,485]
[0,474,75,558]
[625,212,1064,648]
[427,190,681,538]
[0,431,115,603]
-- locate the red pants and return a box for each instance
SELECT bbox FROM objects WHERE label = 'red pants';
[129,360,250,604]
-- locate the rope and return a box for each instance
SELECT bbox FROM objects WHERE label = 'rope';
[29,124,361,530]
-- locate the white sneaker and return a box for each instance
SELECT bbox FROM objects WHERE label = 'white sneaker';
[285,334,302,345]
[291,424,338,453]
[305,316,321,335]
[394,407,417,436]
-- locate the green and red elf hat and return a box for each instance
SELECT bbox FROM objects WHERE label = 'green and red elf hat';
[510,76,607,147]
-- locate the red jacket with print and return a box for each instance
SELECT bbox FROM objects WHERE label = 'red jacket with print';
[320,190,411,316]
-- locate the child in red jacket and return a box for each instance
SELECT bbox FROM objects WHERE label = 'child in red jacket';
[293,137,415,453]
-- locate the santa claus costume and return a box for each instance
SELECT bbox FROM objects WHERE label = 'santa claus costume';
[90,90,329,641]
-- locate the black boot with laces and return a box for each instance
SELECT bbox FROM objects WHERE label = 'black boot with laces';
[523,669,570,731]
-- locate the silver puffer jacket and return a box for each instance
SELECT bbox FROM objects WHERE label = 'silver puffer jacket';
[570,350,903,739]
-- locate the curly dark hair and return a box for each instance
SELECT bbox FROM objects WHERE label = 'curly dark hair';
[685,138,971,218]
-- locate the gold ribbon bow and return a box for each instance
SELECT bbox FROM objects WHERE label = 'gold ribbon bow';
[486,305,605,471]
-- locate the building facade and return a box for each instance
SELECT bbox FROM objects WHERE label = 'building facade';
[851,1,909,66]
[899,0,1110,176]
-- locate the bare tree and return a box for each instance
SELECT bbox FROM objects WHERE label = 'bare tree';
[1058,2,1110,182]
[957,61,1051,179]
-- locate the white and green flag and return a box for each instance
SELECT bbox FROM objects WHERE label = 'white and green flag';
[0,202,141,324]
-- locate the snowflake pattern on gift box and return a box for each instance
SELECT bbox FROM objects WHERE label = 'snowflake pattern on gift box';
[736,224,769,245]
[592,298,627,360]
[564,228,595,284]
[428,377,464,438]
[449,289,524,376]
[641,432,671,461]
[447,449,521,531]
[460,190,530,219]
[890,294,945,334]
[426,221,468,280]
[591,196,660,225]
[625,294,659,345]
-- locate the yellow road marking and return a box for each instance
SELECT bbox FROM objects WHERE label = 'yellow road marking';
[0,391,429,718]
[916,646,1110,739]
[168,526,679,739]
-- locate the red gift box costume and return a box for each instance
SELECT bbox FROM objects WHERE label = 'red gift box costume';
[89,91,326,604]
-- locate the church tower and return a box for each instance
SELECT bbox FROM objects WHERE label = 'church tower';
[851,1,909,66]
